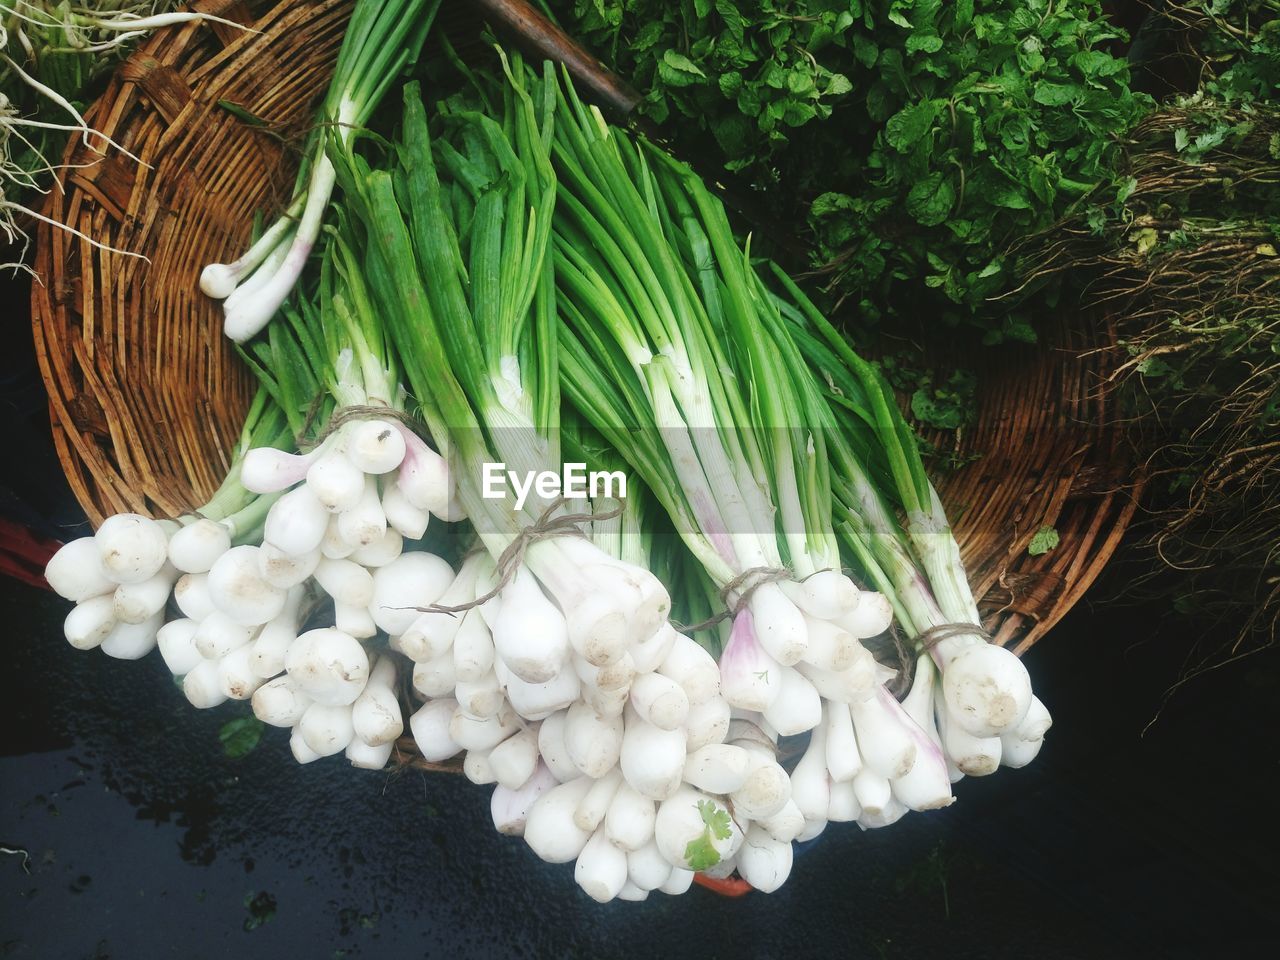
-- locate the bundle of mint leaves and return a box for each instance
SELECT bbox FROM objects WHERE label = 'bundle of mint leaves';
[543,0,1150,340]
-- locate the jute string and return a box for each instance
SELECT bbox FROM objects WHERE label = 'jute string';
[888,621,993,697]
[298,402,433,449]
[416,496,624,617]
[673,565,794,634]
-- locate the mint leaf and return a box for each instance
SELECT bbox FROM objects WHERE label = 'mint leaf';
[906,34,943,54]
[906,173,955,226]
[827,74,853,96]
[989,182,1031,210]
[1028,526,1060,557]
[545,0,1152,339]
[662,49,705,78]
[1136,356,1173,377]
[1033,82,1081,106]
[909,368,977,430]
[885,100,939,152]
[658,49,706,88]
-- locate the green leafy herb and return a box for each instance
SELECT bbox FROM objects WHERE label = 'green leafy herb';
[1028,525,1060,557]
[545,0,1150,338]
[683,800,732,871]
[1010,2,1280,650]
[881,355,976,432]
[219,716,265,760]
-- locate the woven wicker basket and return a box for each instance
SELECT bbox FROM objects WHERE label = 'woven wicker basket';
[30,0,1137,689]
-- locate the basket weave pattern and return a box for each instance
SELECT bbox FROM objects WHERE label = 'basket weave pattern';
[32,0,350,521]
[31,0,1137,669]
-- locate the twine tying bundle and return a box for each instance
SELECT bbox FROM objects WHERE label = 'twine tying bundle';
[916,622,992,650]
[674,565,795,634]
[720,566,794,611]
[298,402,433,449]
[417,496,625,617]
[887,621,993,696]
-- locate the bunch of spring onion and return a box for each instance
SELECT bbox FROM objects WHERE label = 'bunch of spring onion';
[44,236,464,770]
[541,69,1050,885]
[44,389,286,660]
[328,63,815,902]
[228,241,468,768]
[334,60,680,671]
[770,269,1054,776]
[542,83,918,888]
[197,0,441,342]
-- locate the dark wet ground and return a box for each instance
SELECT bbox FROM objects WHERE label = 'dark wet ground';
[3,568,1277,959]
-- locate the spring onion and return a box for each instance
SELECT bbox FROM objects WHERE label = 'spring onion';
[198,0,442,342]
[43,46,1051,903]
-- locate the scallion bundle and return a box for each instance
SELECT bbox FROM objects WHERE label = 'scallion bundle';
[44,41,1051,904]
[46,232,467,770]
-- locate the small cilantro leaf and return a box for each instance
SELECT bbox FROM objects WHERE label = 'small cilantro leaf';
[698,799,733,840]
[685,801,733,871]
[684,832,720,872]
[1028,526,1060,557]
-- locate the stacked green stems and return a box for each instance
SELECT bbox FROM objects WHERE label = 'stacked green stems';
[205,0,445,344]
[548,74,846,594]
[333,62,595,556]
[766,265,987,641]
[550,89,784,587]
[338,146,521,553]
[649,152,842,578]
[190,388,292,543]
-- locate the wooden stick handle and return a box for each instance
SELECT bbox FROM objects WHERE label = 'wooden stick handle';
[470,0,642,118]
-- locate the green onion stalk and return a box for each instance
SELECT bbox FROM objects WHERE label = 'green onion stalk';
[335,58,685,725]
[200,0,442,343]
[769,269,1052,775]
[543,66,1049,834]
